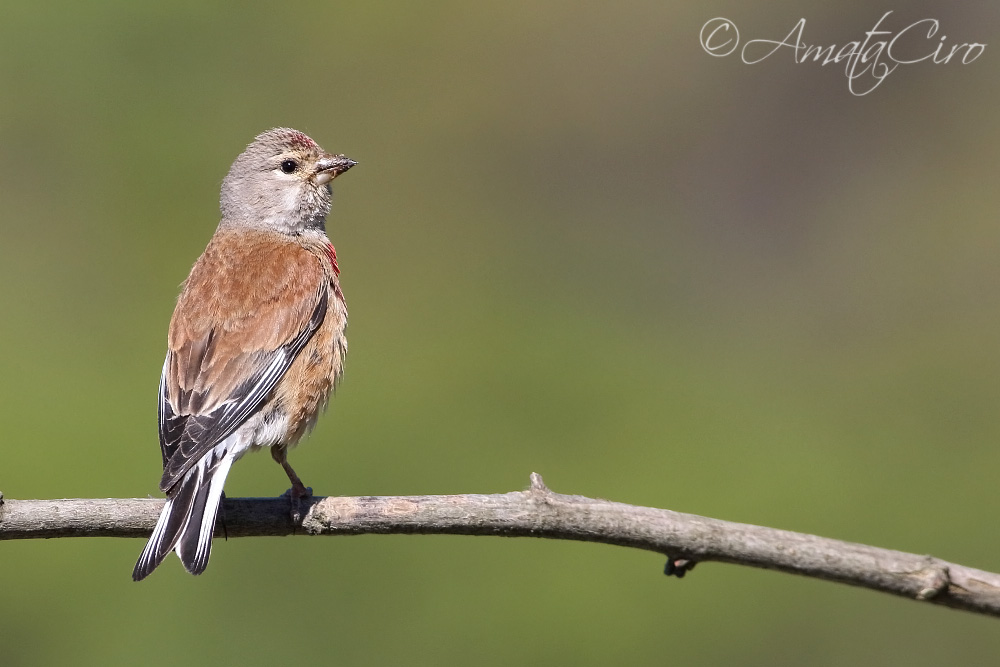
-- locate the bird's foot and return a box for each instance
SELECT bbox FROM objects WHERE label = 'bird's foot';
[664,557,697,578]
[281,482,313,523]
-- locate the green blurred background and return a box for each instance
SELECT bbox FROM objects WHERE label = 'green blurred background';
[1,1,998,664]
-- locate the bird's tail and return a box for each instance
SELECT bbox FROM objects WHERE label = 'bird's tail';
[132,448,234,581]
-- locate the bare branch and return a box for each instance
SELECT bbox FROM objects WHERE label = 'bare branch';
[2,475,998,617]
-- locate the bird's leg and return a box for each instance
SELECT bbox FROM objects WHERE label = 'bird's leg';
[271,446,312,523]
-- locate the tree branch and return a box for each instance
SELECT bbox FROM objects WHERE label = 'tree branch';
[2,474,998,618]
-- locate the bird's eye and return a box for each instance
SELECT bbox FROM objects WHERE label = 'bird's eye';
[280,159,299,174]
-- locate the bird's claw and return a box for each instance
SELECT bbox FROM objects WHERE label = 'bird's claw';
[282,484,313,523]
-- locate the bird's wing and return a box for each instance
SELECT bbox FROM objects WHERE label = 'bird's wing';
[157,232,329,492]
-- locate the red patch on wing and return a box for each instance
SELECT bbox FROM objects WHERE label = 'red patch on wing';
[326,243,340,276]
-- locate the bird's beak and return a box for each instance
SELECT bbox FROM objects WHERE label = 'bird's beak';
[315,154,357,185]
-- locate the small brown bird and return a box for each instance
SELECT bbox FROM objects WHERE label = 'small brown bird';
[132,128,355,580]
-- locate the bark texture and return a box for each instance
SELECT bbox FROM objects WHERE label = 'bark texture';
[1,475,998,617]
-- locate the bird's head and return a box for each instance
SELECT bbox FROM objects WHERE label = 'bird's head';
[220,128,356,233]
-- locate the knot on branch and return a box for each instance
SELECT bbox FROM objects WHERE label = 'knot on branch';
[915,560,951,600]
[529,472,548,493]
[527,473,556,505]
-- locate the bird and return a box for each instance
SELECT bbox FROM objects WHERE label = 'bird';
[132,128,356,581]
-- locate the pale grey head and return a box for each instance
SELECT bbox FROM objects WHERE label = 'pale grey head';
[219,128,356,234]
